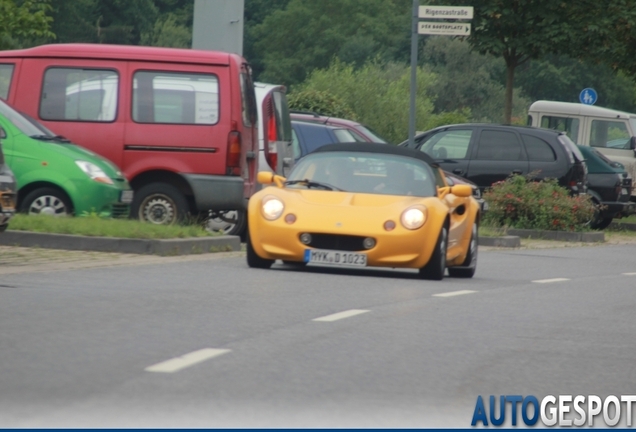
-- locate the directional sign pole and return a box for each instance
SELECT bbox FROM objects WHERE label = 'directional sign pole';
[408,0,419,148]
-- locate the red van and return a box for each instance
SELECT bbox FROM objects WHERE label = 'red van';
[0,43,257,229]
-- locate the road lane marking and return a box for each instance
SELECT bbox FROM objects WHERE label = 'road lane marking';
[145,348,231,373]
[313,309,370,322]
[532,278,570,284]
[623,272,636,276]
[433,290,477,297]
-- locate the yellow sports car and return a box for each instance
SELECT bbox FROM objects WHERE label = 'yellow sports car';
[246,143,480,280]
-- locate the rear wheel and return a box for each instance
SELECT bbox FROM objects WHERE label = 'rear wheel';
[246,230,274,269]
[205,209,246,236]
[419,226,447,280]
[132,183,189,225]
[448,222,478,278]
[589,196,613,230]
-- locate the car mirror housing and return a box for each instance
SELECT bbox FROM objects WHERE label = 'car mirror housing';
[451,184,473,198]
[257,171,286,187]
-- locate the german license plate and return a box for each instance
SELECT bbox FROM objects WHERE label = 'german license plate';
[120,190,134,203]
[304,249,367,267]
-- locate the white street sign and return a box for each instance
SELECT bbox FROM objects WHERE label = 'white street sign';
[419,6,474,19]
[418,22,471,36]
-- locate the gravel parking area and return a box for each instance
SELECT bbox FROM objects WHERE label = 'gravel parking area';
[0,246,243,275]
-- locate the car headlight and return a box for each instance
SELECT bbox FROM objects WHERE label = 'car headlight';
[75,161,114,184]
[261,195,284,220]
[401,206,427,230]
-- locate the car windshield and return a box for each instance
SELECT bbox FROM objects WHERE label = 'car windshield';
[286,151,436,197]
[0,99,44,137]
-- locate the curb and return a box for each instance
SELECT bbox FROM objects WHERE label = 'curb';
[507,229,604,243]
[478,236,521,248]
[0,231,241,255]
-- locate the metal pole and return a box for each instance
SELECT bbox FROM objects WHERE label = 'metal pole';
[408,0,419,147]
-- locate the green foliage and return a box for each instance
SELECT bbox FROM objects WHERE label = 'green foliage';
[250,0,410,85]
[140,13,191,48]
[9,214,217,239]
[287,89,356,120]
[0,0,55,49]
[291,59,469,143]
[483,175,596,232]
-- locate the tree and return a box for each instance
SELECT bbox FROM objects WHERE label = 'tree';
[250,0,411,85]
[0,0,55,49]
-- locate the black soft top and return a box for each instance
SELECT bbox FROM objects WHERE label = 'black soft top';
[311,143,439,168]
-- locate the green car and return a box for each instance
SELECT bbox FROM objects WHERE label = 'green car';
[0,99,133,217]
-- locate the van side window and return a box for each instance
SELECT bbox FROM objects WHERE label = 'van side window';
[476,130,524,161]
[540,115,579,143]
[132,71,219,125]
[590,119,631,149]
[419,129,472,159]
[40,68,118,122]
[0,64,14,99]
[521,134,556,161]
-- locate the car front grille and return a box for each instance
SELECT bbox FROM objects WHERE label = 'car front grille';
[305,233,367,251]
[111,203,130,218]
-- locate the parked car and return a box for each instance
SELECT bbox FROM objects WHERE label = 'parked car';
[577,145,636,229]
[290,111,389,143]
[255,83,293,176]
[291,120,361,159]
[0,136,17,232]
[399,124,588,196]
[0,99,133,217]
[247,143,481,280]
[0,43,258,225]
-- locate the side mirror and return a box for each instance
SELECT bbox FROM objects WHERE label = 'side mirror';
[451,184,474,198]
[630,136,636,150]
[257,171,286,187]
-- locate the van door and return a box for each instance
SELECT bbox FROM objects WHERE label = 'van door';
[466,128,529,189]
[15,59,126,168]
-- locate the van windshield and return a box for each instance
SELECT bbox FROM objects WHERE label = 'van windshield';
[0,99,44,137]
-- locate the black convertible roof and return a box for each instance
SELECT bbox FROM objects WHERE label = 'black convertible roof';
[311,143,439,167]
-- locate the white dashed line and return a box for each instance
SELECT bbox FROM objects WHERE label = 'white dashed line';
[622,272,636,276]
[145,348,231,373]
[313,309,370,322]
[532,278,570,284]
[433,290,477,297]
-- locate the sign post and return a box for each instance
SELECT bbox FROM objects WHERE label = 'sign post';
[408,4,473,147]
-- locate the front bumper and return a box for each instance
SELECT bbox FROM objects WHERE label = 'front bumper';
[601,200,636,218]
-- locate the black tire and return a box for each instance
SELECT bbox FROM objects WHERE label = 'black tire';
[20,187,73,216]
[592,217,613,230]
[448,222,478,278]
[0,224,7,232]
[419,226,447,280]
[246,230,274,269]
[588,195,613,230]
[205,209,247,236]
[131,183,189,225]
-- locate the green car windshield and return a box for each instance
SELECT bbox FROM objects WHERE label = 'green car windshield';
[287,151,437,197]
[0,99,44,137]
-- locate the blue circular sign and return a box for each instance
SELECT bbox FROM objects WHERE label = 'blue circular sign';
[579,88,598,105]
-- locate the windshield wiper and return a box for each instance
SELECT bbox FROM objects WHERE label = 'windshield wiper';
[284,179,343,191]
[30,134,70,143]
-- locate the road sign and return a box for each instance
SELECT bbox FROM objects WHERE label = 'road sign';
[419,6,474,19]
[579,88,598,105]
[418,21,471,36]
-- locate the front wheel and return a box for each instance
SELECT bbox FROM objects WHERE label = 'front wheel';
[448,222,478,278]
[131,183,189,225]
[20,187,72,216]
[246,230,274,269]
[419,226,447,280]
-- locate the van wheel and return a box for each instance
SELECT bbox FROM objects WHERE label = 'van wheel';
[205,210,246,236]
[419,226,447,280]
[132,183,189,225]
[20,188,72,216]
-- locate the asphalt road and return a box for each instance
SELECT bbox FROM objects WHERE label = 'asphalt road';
[1,244,636,427]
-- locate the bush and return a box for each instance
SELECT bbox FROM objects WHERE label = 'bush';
[287,89,357,120]
[482,175,596,231]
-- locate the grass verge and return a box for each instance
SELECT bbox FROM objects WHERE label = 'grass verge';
[7,214,218,239]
